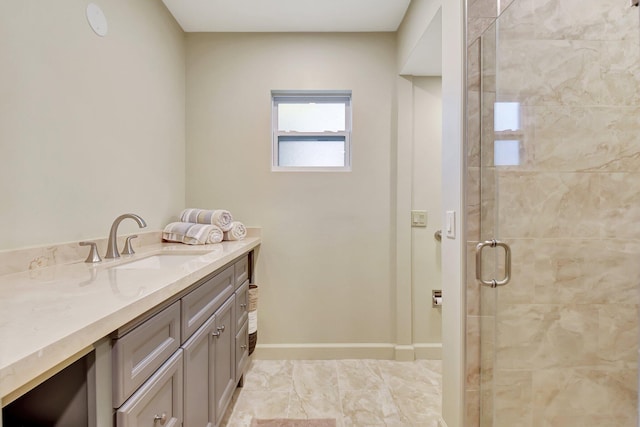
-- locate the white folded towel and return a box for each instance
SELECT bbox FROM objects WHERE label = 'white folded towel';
[162,222,223,245]
[248,311,258,334]
[179,208,234,232]
[223,221,247,241]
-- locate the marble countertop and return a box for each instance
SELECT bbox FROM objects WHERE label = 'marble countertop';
[0,237,261,403]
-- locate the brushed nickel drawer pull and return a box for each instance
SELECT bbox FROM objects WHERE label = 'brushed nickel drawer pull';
[217,325,225,333]
[153,413,167,425]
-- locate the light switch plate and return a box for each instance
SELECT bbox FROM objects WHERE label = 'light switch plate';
[446,210,456,239]
[411,210,427,227]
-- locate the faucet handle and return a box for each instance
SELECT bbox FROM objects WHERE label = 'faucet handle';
[79,241,102,263]
[122,235,138,256]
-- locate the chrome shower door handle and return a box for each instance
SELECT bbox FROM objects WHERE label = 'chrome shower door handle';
[475,239,512,288]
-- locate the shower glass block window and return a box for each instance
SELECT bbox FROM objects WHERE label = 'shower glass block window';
[272,91,352,171]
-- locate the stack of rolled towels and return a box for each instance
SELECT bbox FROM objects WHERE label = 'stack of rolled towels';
[162,208,247,245]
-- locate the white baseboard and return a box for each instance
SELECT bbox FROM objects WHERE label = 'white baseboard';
[253,343,395,360]
[414,343,443,360]
[394,345,415,361]
[252,343,443,360]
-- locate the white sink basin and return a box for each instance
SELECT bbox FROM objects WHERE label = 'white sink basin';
[113,254,204,270]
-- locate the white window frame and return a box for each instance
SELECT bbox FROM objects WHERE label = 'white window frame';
[271,90,352,172]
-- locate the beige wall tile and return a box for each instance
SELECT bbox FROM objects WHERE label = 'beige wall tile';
[532,239,640,305]
[598,304,639,369]
[468,0,498,20]
[496,304,600,370]
[497,172,600,239]
[493,370,533,427]
[522,106,640,172]
[466,168,481,243]
[532,368,638,422]
[468,17,498,44]
[498,39,640,107]
[465,0,639,424]
[532,0,638,41]
[466,316,481,389]
[465,389,481,427]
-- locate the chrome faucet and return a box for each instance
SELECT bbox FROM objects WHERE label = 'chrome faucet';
[105,213,147,259]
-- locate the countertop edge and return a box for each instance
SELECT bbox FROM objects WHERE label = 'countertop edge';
[0,237,261,404]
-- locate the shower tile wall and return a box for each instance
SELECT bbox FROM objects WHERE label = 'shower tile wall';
[465,0,640,426]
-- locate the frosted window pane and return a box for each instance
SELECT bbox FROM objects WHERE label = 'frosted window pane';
[494,140,520,166]
[278,103,346,132]
[278,138,345,167]
[494,102,520,131]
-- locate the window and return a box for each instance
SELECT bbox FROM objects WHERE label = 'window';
[272,90,352,171]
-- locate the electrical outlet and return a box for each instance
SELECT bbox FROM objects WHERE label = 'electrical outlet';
[411,210,427,227]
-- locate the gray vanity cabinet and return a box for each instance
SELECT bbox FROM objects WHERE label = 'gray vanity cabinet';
[212,295,236,426]
[115,350,183,427]
[181,265,234,341]
[235,320,249,383]
[182,291,236,427]
[112,301,181,408]
[234,255,249,287]
[234,280,249,332]
[234,280,250,383]
[182,313,216,426]
[112,252,252,427]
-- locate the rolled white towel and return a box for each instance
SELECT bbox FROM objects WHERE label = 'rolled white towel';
[179,208,234,232]
[248,311,258,334]
[163,222,223,245]
[223,221,247,241]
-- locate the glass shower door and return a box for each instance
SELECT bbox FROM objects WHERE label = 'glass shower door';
[477,1,640,426]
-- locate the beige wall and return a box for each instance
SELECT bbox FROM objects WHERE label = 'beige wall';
[411,77,442,347]
[395,75,443,361]
[397,0,442,72]
[0,2,447,361]
[0,0,186,250]
[182,34,395,356]
[186,32,404,357]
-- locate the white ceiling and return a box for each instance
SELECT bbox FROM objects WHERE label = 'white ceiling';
[161,0,412,32]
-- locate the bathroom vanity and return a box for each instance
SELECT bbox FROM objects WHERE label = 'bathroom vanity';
[0,235,260,427]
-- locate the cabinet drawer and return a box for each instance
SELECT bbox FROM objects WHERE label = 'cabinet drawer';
[235,280,249,331]
[235,320,249,383]
[116,350,183,427]
[113,301,180,408]
[234,254,249,289]
[181,265,234,342]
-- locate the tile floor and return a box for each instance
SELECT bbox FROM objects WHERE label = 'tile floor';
[221,359,442,427]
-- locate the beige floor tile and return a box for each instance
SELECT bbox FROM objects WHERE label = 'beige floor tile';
[336,359,385,391]
[243,360,295,392]
[224,390,291,427]
[222,359,443,427]
[340,388,404,426]
[292,360,339,394]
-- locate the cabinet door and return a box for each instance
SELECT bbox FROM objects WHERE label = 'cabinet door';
[116,350,183,427]
[234,280,249,332]
[182,315,216,427]
[213,295,235,425]
[235,320,249,384]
